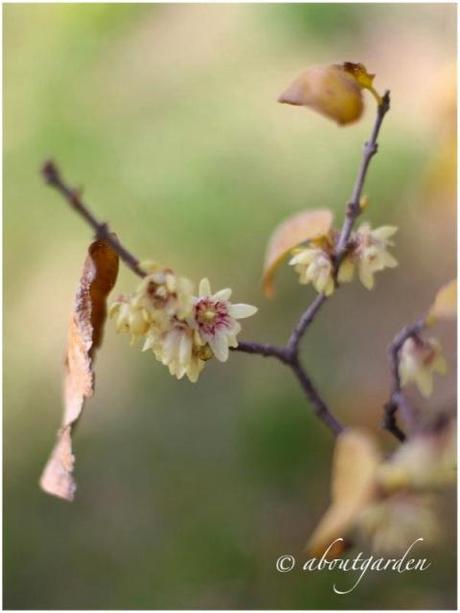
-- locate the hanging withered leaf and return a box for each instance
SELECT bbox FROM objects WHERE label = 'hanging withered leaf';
[306,429,381,559]
[427,279,457,324]
[40,239,119,501]
[263,209,333,297]
[278,62,380,125]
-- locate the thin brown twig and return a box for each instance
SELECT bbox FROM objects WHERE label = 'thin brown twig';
[41,161,146,279]
[335,91,391,262]
[233,340,343,435]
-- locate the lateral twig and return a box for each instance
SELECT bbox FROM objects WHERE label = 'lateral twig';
[235,94,391,436]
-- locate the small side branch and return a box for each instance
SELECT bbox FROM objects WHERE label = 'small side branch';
[233,341,289,363]
[233,343,344,436]
[335,91,391,262]
[290,356,344,435]
[41,161,146,279]
[383,318,425,441]
[287,294,327,355]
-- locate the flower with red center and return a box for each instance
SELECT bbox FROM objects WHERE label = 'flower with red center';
[192,278,257,362]
[133,262,194,327]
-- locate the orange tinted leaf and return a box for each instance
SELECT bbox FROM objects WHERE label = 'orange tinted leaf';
[427,279,457,324]
[263,209,333,297]
[278,65,364,125]
[40,239,119,501]
[306,429,380,558]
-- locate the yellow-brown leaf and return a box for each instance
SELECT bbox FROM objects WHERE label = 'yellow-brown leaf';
[306,429,381,558]
[278,65,364,125]
[40,239,119,501]
[427,279,457,324]
[263,209,333,297]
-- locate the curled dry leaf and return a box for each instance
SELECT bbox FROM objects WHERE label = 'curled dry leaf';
[278,62,380,125]
[279,64,363,125]
[40,239,119,501]
[263,209,333,297]
[427,279,457,324]
[306,428,381,558]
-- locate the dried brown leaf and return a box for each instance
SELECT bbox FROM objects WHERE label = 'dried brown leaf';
[263,209,333,297]
[40,239,119,501]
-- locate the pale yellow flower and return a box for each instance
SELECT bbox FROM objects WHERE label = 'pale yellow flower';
[109,296,150,343]
[399,336,447,397]
[337,254,355,283]
[143,321,208,383]
[111,268,257,382]
[133,263,194,328]
[357,493,439,555]
[192,278,257,362]
[289,247,335,296]
[378,423,456,491]
[306,428,452,558]
[353,223,398,290]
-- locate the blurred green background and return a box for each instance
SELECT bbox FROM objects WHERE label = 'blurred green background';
[4,3,457,610]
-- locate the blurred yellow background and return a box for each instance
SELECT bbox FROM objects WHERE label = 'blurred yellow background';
[4,3,456,609]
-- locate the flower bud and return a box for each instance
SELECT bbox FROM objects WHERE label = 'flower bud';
[399,336,447,397]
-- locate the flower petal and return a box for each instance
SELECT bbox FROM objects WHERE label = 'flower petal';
[209,334,229,362]
[179,333,192,366]
[228,303,258,319]
[213,288,232,301]
[199,277,212,297]
[142,335,155,352]
[415,370,433,397]
[381,252,398,268]
[372,226,398,241]
[338,258,355,283]
[359,265,374,290]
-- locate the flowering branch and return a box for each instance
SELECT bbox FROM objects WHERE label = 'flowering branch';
[235,93,391,436]
[40,92,390,439]
[41,161,146,279]
[383,318,426,441]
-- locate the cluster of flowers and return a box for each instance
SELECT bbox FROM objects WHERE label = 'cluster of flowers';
[109,262,257,382]
[289,222,398,295]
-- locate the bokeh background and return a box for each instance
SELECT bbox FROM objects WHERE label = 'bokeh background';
[4,3,457,610]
